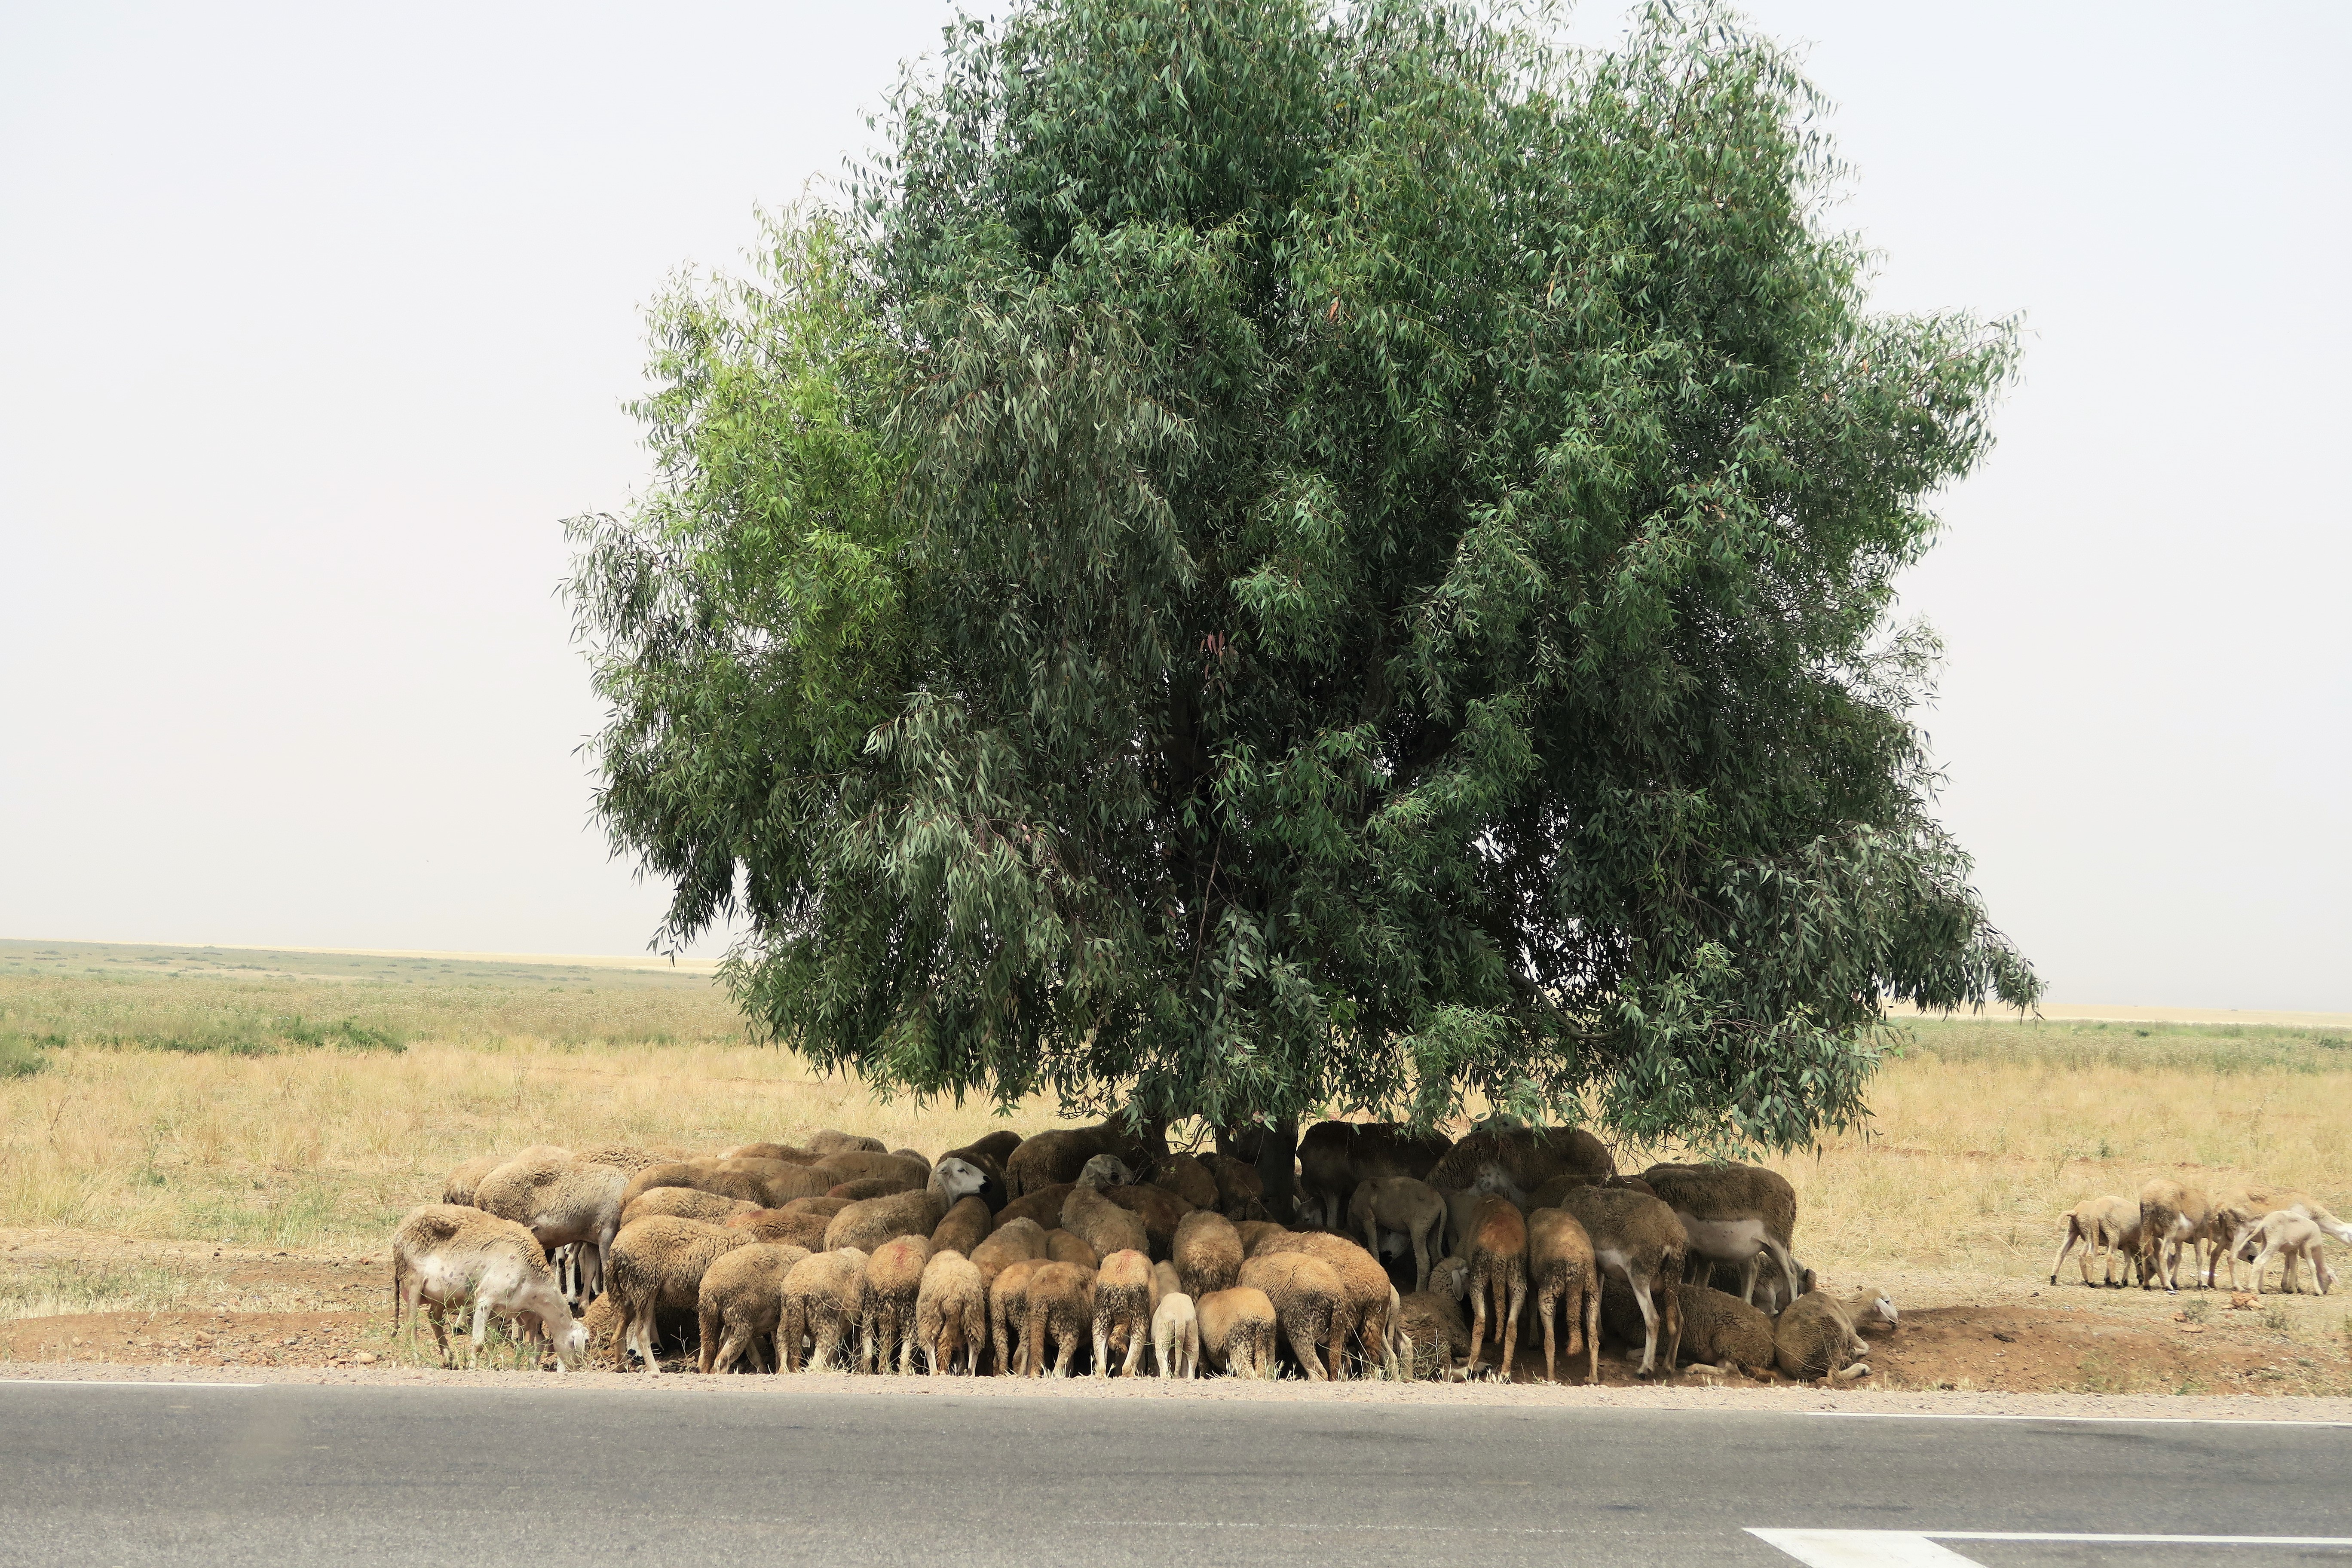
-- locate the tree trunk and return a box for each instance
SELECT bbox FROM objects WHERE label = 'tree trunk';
[1253,1116,1299,1226]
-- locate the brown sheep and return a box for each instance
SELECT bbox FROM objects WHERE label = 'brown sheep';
[1427,1124,1614,1200]
[1774,1289,1870,1383]
[1236,1252,1343,1381]
[1173,1210,1245,1299]
[572,1145,678,1174]
[1144,1153,1222,1212]
[1526,1173,1656,1209]
[1602,1279,1774,1378]
[605,1216,752,1373]
[829,1176,920,1202]
[1195,1286,1277,1377]
[1003,1121,1132,1198]
[824,1159,990,1253]
[1061,1162,1150,1261]
[1640,1164,1801,1308]
[994,1184,1075,1233]
[441,1153,503,1207]
[956,1130,1025,1165]
[624,1188,758,1228]
[1020,1261,1097,1377]
[1556,1185,1685,1377]
[784,1195,854,1218]
[2051,1195,2136,1287]
[1092,1249,1155,1377]
[1526,1206,1599,1385]
[1398,1265,1472,1380]
[989,1257,1050,1375]
[859,1235,934,1374]
[1101,1183,1194,1262]
[725,1208,833,1250]
[1460,1196,1528,1381]
[780,1248,869,1372]
[806,1130,886,1155]
[1044,1230,1101,1270]
[931,1195,993,1256]
[713,1142,818,1164]
[2138,1177,2214,1292]
[1237,1221,1292,1256]
[620,1158,831,1213]
[971,1218,1049,1290]
[1296,1121,1453,1229]
[915,1248,989,1374]
[1348,1176,1447,1292]
[474,1156,630,1298]
[811,1150,931,1190]
[1204,1153,1267,1218]
[1255,1230,1398,1380]
[696,1243,810,1373]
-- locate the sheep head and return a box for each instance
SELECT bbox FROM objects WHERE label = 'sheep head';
[1077,1154,1133,1190]
[931,1156,988,1202]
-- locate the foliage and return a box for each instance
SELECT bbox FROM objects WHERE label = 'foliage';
[569,0,2039,1151]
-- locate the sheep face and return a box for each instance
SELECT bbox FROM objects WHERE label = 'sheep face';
[549,1316,590,1367]
[1078,1154,1133,1190]
[933,1157,989,1202]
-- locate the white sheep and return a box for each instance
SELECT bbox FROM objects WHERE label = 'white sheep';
[391,1204,586,1369]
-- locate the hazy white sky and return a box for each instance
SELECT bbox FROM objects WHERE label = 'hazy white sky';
[2,2,2345,1008]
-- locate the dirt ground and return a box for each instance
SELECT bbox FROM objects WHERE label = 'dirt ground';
[7,1226,2347,1398]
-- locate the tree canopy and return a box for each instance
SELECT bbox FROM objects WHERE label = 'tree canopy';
[567,0,2039,1158]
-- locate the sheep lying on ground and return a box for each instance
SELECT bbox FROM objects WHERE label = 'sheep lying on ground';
[1398,1261,1471,1381]
[392,1204,587,1368]
[606,1216,753,1373]
[696,1243,809,1373]
[1603,1280,1774,1378]
[780,1248,870,1372]
[1195,1287,1276,1378]
[1844,1286,1898,1337]
[2051,1194,2137,1288]
[1774,1289,1870,1383]
[915,1249,988,1375]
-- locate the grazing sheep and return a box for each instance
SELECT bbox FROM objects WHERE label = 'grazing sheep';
[391,1204,587,1369]
[1459,1196,1528,1381]
[970,1218,1049,1290]
[1397,1265,1472,1381]
[779,1248,870,1372]
[995,1183,1075,1233]
[931,1195,993,1257]
[1021,1261,1098,1377]
[1297,1121,1453,1229]
[1348,1177,1447,1293]
[1426,1124,1613,1204]
[579,1286,627,1369]
[1556,1185,1684,1376]
[1195,1286,1277,1378]
[989,1258,1050,1375]
[1092,1249,1155,1377]
[806,1130,887,1155]
[1256,1230,1398,1380]
[916,1248,989,1374]
[2137,1178,2214,1292]
[725,1208,833,1250]
[2050,1195,2137,1288]
[2208,1186,2352,1289]
[1152,1291,1200,1378]
[1144,1153,1223,1212]
[1774,1289,1870,1383]
[606,1216,755,1372]
[1174,1210,1245,1299]
[621,1158,832,1213]
[860,1236,936,1374]
[623,1188,758,1228]
[824,1159,990,1253]
[1062,1160,1151,1260]
[1204,1153,1267,1218]
[441,1154,503,1207]
[2236,1212,2336,1295]
[1045,1230,1101,1270]
[475,1156,631,1301]
[1237,1252,1343,1381]
[1525,1207,1600,1385]
[1639,1163,1801,1309]
[696,1243,810,1374]
[715,1142,818,1164]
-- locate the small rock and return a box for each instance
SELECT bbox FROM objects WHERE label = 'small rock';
[353,1352,377,1365]
[1991,1331,2016,1343]
[2230,1293,2257,1311]
[2179,1324,2205,1335]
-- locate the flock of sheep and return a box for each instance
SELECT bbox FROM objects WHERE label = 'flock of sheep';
[2052,1177,2348,1295]
[393,1119,1899,1386]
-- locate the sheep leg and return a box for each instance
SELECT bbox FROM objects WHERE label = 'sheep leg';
[426,1304,451,1367]
[469,1296,493,1368]
[1630,1277,1660,1376]
[1466,1268,1490,1377]
[697,1303,722,1374]
[1500,1271,1524,1385]
[1761,1237,1800,1312]
[1583,1284,1601,1385]
[1538,1284,1558,1384]
[1092,1320,1112,1379]
[1326,1304,1348,1382]
[1121,1313,1147,1379]
[1413,1221,1431,1295]
[1021,1303,1047,1378]
[1284,1310,1329,1381]
[2050,1220,2083,1286]
[709,1327,741,1375]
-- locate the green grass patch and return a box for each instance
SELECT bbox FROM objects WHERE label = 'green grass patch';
[1901,1017,2352,1075]
[0,1032,54,1079]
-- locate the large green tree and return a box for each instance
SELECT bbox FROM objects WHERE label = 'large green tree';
[569,0,2038,1181]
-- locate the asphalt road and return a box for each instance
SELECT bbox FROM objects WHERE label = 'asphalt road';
[3,1382,2348,1567]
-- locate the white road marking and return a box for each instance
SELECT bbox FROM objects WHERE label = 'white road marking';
[0,1378,263,1389]
[1808,1410,2352,1429]
[1752,1529,2352,1565]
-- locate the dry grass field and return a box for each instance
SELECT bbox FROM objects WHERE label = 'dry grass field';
[4,937,2348,1392]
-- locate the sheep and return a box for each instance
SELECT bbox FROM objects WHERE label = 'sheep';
[970,1218,1049,1290]
[1143,1153,1223,1212]
[390,1204,586,1369]
[824,1158,990,1253]
[2207,1185,2352,1288]
[1774,1289,1870,1383]
[995,1183,1075,1233]
[2235,1211,2336,1295]
[931,1195,993,1256]
[570,1144,673,1173]
[1152,1291,1200,1378]
[1236,1252,1343,1381]
[1442,1188,1487,1262]
[810,1150,932,1191]
[474,1156,630,1301]
[779,1248,870,1372]
[892,1147,932,1168]
[956,1130,1025,1165]
[1555,1185,1684,1376]
[784,1195,854,1219]
[715,1142,818,1164]
[2049,1195,2137,1288]
[806,1130,887,1155]
[1003,1121,1132,1198]
[1061,1159,1150,1261]
[1297,1121,1453,1229]
[829,1176,922,1202]
[2137,1178,2214,1292]
[1458,1195,1528,1381]
[937,1142,1013,1212]
[1256,1231,1399,1380]
[623,1188,758,1228]
[916,1248,989,1374]
[1195,1286,1277,1378]
[989,1258,1050,1375]
[441,1153,503,1207]
[1099,1182,1194,1261]
[726,1208,833,1250]
[1426,1124,1613,1204]
[695,1242,810,1373]
[1527,1173,1657,1209]
[1020,1262,1098,1377]
[605,1215,753,1373]
[1092,1249,1155,1377]
[579,1286,626,1369]
[1204,1152,1267,1218]
[1153,1259,1182,1304]
[1525,1206,1599,1385]
[1173,1210,1245,1299]
[860,1235,935,1374]
[1044,1230,1101,1270]
[1397,1263,1472,1380]
[1237,1221,1292,1256]
[1639,1163,1801,1309]
[620,1158,832,1213]
[1347,1176,1446,1292]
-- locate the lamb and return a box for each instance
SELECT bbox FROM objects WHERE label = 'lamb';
[695,1242,810,1374]
[1639,1163,1801,1308]
[605,1215,753,1373]
[1236,1252,1343,1381]
[623,1188,758,1228]
[1143,1153,1222,1212]
[1257,1230,1400,1380]
[1525,1206,1599,1385]
[824,1158,990,1253]
[390,1204,587,1369]
[1194,1286,1277,1378]
[1092,1249,1155,1377]
[994,1184,1074,1233]
[1020,1261,1097,1377]
[931,1195,994,1256]
[1426,1123,1613,1204]
[915,1248,989,1375]
[1348,1177,1447,1292]
[779,1247,870,1372]
[2236,1211,2336,1295]
[2049,1195,2137,1287]
[474,1155,630,1301]
[1555,1185,1684,1376]
[2137,1177,2214,1292]
[970,1218,1049,1290]
[1774,1289,1870,1383]
[1459,1195,1528,1381]
[1152,1291,1200,1378]
[2207,1185,2352,1288]
[806,1130,887,1155]
[441,1153,503,1207]
[1045,1230,1101,1270]
[725,1208,833,1250]
[1297,1121,1453,1229]
[1061,1158,1151,1260]
[1173,1210,1245,1299]
[859,1235,935,1374]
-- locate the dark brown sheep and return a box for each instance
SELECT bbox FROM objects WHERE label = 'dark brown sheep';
[1173,1210,1245,1299]
[1462,1195,1528,1381]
